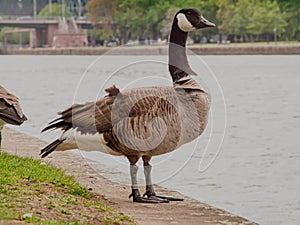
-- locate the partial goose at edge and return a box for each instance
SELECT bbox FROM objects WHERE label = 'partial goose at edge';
[0,86,27,149]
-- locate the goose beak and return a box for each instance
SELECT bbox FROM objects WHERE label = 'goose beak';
[197,16,215,28]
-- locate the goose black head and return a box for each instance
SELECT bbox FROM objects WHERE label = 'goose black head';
[176,8,215,32]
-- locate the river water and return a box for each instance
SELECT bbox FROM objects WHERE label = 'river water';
[1,54,299,225]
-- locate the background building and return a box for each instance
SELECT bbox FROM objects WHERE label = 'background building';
[0,0,89,17]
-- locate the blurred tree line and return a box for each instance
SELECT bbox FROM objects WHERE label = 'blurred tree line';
[86,0,300,44]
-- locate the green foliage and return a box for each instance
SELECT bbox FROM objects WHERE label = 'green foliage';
[231,0,256,36]
[38,3,72,18]
[217,0,290,41]
[0,27,30,44]
[247,0,287,38]
[86,0,120,39]
[217,0,236,35]
[86,0,217,41]
[86,0,119,24]
[86,0,299,42]
[278,0,300,40]
[118,0,171,39]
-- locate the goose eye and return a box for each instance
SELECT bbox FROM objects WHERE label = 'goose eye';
[187,11,192,15]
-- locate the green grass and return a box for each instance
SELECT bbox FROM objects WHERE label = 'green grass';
[0,152,135,225]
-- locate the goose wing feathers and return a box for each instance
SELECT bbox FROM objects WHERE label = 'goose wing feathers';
[42,85,119,134]
[42,85,180,136]
[0,86,27,125]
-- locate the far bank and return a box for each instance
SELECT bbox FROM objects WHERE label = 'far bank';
[1,43,300,55]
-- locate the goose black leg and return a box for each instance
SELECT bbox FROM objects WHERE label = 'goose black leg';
[129,188,168,203]
[142,156,184,202]
[143,185,184,201]
[128,163,168,203]
[127,155,169,203]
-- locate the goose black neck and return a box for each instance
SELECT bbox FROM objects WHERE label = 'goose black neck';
[168,19,195,82]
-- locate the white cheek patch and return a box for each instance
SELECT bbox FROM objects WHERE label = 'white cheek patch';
[176,13,196,32]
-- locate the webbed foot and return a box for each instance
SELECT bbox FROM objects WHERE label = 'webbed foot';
[129,189,169,203]
[143,185,184,202]
[151,195,184,201]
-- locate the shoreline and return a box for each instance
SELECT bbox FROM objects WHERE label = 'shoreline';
[2,127,258,225]
[1,43,300,55]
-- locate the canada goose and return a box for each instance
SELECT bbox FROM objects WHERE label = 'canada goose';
[0,86,27,149]
[40,8,215,203]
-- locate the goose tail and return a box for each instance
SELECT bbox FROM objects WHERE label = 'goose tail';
[40,139,64,158]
